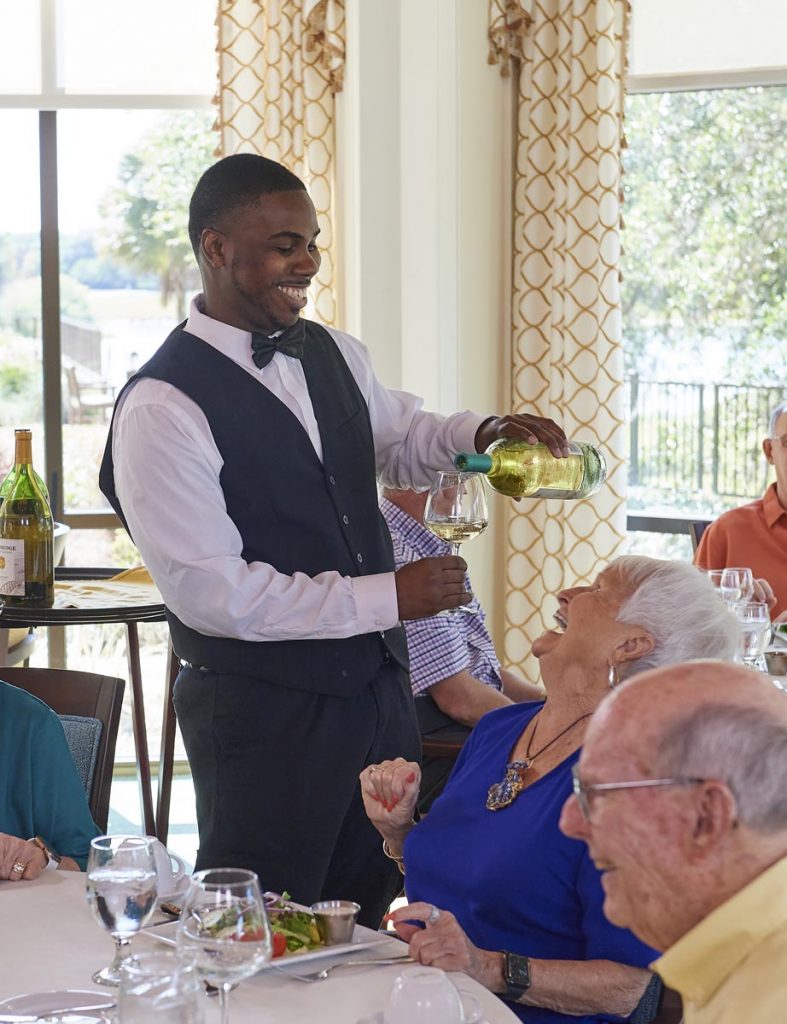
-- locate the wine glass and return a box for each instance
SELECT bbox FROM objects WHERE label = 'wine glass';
[423,472,489,557]
[177,868,272,1024]
[736,601,771,671]
[86,835,158,986]
[720,567,754,609]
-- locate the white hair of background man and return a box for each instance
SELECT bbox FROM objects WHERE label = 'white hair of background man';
[655,702,787,833]
[610,556,739,679]
[769,399,787,439]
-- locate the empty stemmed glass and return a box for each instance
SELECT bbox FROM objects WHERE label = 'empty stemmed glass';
[736,601,771,671]
[177,868,272,1024]
[720,567,754,609]
[423,472,489,556]
[86,835,158,986]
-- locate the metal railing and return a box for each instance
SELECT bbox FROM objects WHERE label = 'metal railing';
[627,375,784,499]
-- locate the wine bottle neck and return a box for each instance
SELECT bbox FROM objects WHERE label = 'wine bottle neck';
[454,452,493,473]
[14,435,33,466]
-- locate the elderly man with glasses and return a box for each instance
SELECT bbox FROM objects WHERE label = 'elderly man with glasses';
[560,659,787,1024]
[695,399,787,620]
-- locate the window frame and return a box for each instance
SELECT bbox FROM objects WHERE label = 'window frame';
[0,0,213,528]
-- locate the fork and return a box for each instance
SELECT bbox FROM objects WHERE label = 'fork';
[271,955,413,983]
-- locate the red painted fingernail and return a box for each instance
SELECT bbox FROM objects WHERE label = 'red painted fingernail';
[407,772,416,783]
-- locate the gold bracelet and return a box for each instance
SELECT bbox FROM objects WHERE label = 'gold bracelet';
[382,821,416,876]
[382,837,406,875]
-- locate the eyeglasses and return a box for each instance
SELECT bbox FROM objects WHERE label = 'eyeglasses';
[768,434,787,449]
[571,763,707,821]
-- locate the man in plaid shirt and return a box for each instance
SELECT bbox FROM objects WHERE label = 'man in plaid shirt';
[381,488,544,811]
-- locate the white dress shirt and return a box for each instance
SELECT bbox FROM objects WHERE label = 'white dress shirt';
[112,297,486,642]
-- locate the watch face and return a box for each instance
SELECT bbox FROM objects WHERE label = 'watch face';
[506,953,531,988]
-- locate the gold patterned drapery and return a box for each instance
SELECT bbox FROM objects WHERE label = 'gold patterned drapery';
[488,0,630,679]
[214,0,345,325]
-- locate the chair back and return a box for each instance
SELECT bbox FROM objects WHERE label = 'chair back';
[0,667,125,831]
[689,520,712,553]
[58,714,103,796]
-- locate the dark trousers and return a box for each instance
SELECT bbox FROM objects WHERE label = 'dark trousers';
[173,661,420,928]
[415,694,471,814]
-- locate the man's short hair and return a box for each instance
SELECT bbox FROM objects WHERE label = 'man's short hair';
[188,154,306,257]
[655,702,787,832]
[769,400,787,439]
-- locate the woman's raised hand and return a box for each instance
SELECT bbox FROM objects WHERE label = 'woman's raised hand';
[359,757,421,832]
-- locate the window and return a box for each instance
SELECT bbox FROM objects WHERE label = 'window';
[0,0,215,537]
[0,0,216,757]
[622,1,787,558]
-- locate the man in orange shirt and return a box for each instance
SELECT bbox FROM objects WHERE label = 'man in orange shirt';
[695,400,787,621]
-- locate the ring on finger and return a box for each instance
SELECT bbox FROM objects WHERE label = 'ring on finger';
[368,766,378,774]
[11,861,25,875]
[427,904,441,925]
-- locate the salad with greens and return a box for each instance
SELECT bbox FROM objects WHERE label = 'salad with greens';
[266,893,322,956]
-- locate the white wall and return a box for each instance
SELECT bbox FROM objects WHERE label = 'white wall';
[338,0,514,654]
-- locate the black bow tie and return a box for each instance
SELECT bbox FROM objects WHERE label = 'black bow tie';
[251,319,306,369]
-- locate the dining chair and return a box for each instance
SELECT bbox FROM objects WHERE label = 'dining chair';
[688,520,712,554]
[420,732,467,761]
[1,666,125,832]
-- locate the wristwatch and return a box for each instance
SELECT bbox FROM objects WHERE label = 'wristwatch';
[30,835,62,871]
[502,951,531,1001]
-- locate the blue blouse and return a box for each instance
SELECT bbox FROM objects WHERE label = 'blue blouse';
[404,702,656,1024]
[0,681,99,869]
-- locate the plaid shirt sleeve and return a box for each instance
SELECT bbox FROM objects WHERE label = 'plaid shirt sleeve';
[382,498,502,696]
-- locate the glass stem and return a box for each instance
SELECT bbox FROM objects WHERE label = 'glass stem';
[450,542,461,557]
[110,935,131,973]
[219,983,232,1024]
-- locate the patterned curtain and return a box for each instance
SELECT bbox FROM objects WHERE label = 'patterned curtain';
[488,0,630,678]
[214,0,345,325]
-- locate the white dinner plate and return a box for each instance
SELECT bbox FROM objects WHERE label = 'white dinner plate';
[146,918,390,968]
[0,989,114,1019]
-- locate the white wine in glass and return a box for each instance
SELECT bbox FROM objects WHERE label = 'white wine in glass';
[86,835,158,986]
[423,472,489,557]
[177,868,272,1024]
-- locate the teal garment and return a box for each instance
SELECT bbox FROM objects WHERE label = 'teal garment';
[0,681,100,869]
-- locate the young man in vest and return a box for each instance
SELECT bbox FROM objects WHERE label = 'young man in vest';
[100,154,568,926]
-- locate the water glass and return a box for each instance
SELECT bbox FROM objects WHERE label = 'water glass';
[384,967,482,1024]
[118,951,203,1024]
[177,868,271,1024]
[720,567,754,609]
[86,835,158,986]
[736,601,770,670]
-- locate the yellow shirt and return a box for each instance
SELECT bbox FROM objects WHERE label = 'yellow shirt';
[654,856,787,1023]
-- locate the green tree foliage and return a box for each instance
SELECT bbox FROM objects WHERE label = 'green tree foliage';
[622,86,787,379]
[101,110,215,320]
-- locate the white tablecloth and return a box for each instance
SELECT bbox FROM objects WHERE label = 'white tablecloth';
[0,873,520,1023]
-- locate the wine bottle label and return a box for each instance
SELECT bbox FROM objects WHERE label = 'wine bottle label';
[0,538,25,596]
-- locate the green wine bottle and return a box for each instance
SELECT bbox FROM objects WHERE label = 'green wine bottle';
[454,439,606,499]
[0,451,49,508]
[0,428,55,607]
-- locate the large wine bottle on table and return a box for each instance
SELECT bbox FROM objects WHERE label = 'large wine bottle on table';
[455,439,606,500]
[0,428,55,607]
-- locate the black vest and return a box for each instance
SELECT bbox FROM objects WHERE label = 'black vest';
[99,321,408,697]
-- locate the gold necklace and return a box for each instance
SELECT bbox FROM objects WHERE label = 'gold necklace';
[485,711,593,811]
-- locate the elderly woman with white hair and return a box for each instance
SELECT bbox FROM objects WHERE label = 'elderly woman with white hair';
[361,556,739,1024]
